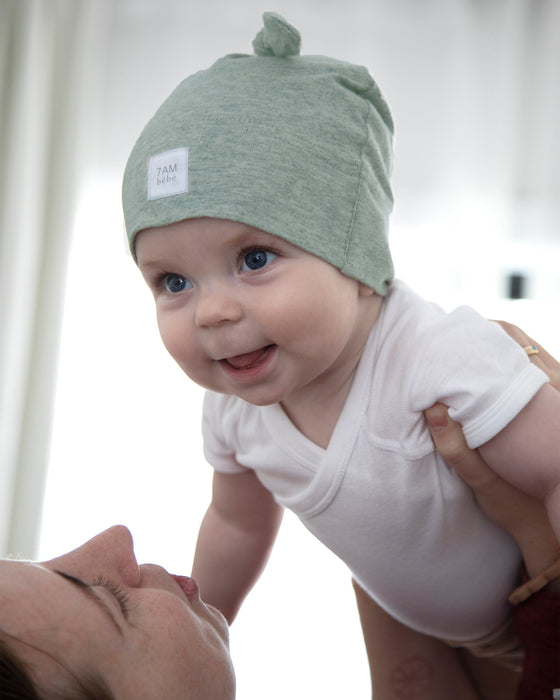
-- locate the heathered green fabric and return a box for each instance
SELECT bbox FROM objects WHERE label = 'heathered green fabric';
[122,12,395,294]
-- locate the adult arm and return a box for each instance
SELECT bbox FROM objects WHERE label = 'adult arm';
[192,469,283,623]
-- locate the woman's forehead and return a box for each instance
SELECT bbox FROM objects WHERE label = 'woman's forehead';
[0,561,70,635]
[0,560,46,601]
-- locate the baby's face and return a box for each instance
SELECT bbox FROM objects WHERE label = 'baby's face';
[136,217,379,408]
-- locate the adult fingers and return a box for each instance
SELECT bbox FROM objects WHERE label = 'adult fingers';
[494,320,560,390]
[424,402,550,542]
[424,403,501,491]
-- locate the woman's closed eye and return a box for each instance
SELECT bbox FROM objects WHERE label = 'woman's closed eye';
[55,570,131,625]
[93,576,131,619]
[240,248,278,272]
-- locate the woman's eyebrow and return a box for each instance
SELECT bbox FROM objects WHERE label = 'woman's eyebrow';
[53,570,124,636]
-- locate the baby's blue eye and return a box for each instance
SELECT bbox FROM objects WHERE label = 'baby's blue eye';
[241,249,277,271]
[164,274,192,293]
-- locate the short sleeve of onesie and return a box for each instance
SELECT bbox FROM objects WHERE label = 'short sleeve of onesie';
[202,392,249,475]
[402,298,548,448]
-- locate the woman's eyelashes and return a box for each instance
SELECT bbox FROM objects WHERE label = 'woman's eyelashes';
[93,576,131,619]
[240,248,278,271]
[54,570,131,621]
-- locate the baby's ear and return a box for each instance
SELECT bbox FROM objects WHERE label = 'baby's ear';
[358,283,376,297]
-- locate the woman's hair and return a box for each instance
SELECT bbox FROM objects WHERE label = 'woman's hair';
[0,635,40,699]
[0,635,115,700]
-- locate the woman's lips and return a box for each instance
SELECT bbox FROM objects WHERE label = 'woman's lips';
[172,574,199,602]
[172,575,230,638]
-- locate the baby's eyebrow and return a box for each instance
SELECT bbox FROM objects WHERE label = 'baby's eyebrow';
[54,570,124,636]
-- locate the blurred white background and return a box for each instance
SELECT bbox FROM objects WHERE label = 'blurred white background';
[1,1,559,698]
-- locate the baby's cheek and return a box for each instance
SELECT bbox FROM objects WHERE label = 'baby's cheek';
[156,318,184,357]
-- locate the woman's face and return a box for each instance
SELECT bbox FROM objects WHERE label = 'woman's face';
[0,526,235,699]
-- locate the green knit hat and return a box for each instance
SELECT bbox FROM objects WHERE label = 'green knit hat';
[122,12,395,294]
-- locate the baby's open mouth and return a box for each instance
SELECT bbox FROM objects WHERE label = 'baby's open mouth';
[224,345,275,370]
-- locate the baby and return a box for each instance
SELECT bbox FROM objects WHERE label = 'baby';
[122,11,559,675]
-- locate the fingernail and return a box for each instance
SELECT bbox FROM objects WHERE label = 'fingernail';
[426,411,448,433]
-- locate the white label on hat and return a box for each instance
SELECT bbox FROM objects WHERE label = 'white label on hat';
[147,147,188,200]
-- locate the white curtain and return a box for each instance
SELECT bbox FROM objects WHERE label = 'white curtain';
[0,0,107,557]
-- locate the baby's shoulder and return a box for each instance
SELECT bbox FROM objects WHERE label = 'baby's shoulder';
[381,282,508,374]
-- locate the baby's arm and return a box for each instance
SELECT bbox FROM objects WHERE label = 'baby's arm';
[477,382,560,542]
[192,469,283,623]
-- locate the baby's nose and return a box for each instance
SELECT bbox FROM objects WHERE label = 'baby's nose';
[194,286,243,328]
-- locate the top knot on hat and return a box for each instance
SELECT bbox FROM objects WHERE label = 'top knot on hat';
[252,12,301,57]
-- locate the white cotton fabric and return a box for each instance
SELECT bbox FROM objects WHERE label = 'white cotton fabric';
[202,280,548,641]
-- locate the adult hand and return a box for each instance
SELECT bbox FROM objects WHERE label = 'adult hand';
[495,320,560,388]
[424,322,560,586]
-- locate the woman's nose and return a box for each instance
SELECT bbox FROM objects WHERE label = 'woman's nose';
[194,285,243,328]
[46,525,141,586]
